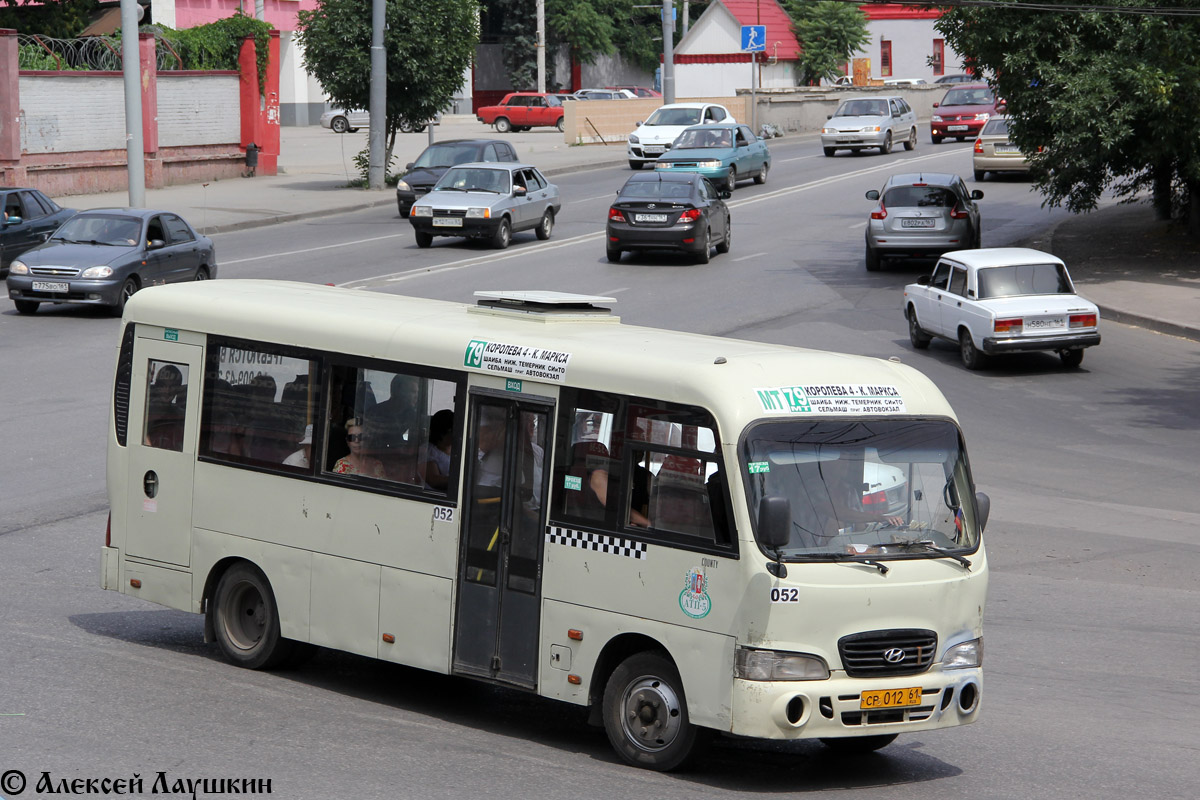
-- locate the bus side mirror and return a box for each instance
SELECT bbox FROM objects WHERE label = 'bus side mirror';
[975,491,991,532]
[758,496,791,550]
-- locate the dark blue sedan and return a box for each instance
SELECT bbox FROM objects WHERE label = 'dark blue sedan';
[6,208,216,316]
[1,187,76,277]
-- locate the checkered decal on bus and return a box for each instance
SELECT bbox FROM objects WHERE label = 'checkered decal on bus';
[545,526,647,560]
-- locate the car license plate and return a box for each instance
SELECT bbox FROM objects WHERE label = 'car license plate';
[644,146,665,154]
[901,218,936,228]
[1026,315,1066,330]
[32,281,69,293]
[634,213,669,223]
[860,687,922,709]
[947,125,968,131]
[994,145,1021,154]
[432,217,462,227]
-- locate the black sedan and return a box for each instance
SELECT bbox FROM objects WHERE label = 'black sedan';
[605,172,731,264]
[1,187,76,277]
[396,139,519,216]
[6,208,216,316]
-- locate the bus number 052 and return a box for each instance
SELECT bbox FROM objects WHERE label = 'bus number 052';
[771,587,800,603]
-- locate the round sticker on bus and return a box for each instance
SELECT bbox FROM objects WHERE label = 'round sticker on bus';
[679,568,711,619]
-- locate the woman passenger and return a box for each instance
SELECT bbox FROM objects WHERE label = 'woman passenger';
[331,417,384,477]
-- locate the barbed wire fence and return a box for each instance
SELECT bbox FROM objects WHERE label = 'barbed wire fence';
[17,34,183,72]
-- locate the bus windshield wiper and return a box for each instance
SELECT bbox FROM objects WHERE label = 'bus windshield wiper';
[895,539,972,570]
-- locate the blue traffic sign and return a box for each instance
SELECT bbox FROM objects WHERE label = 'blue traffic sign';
[741,25,766,52]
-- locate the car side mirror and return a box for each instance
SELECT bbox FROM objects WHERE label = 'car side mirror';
[975,491,991,532]
[865,189,880,200]
[917,274,930,285]
[971,190,984,200]
[636,120,643,127]
[933,102,940,108]
[996,102,1007,113]
[720,189,732,199]
[147,239,166,250]
[826,114,832,120]
[514,185,527,197]
[3,215,21,226]
[405,162,414,170]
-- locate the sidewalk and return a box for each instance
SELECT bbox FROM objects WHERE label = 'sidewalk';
[61,118,1200,344]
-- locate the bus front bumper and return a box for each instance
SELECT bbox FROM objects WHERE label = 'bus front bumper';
[729,668,982,740]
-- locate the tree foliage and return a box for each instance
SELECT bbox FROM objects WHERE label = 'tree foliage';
[154,13,273,92]
[0,0,97,38]
[937,2,1200,232]
[296,0,479,174]
[783,1,869,86]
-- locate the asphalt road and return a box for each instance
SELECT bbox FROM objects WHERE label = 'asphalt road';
[1,138,1197,799]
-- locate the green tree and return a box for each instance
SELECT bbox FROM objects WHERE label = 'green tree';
[937,2,1200,234]
[783,1,869,86]
[295,0,479,176]
[0,0,98,38]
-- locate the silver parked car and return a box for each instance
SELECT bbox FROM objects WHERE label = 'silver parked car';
[408,162,561,249]
[821,95,918,156]
[864,173,983,271]
[319,107,426,134]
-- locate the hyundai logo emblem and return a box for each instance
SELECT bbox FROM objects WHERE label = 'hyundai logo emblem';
[647,203,656,209]
[883,647,907,663]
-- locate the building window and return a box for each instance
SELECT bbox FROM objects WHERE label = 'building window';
[933,39,945,76]
[881,40,892,78]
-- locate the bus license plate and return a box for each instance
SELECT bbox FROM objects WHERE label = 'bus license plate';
[860,687,922,709]
[32,281,69,293]
[433,217,462,227]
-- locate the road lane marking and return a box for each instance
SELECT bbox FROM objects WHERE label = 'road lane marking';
[222,232,409,265]
[571,193,619,204]
[733,252,767,262]
[849,221,868,229]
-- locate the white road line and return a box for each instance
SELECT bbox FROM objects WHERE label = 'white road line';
[223,232,409,265]
[571,193,619,204]
[602,287,631,294]
[779,155,821,163]
[733,252,767,262]
[341,149,959,289]
[848,221,868,230]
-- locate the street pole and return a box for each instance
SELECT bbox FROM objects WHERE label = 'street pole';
[368,0,386,189]
[682,0,689,37]
[662,0,675,105]
[536,0,546,93]
[119,0,144,208]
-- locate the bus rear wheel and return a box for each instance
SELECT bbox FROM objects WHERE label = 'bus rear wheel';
[602,651,706,771]
[213,562,293,670]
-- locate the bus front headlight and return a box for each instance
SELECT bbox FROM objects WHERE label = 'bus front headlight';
[943,638,983,669]
[735,648,830,681]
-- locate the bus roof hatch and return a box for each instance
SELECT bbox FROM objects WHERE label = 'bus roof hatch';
[472,290,618,320]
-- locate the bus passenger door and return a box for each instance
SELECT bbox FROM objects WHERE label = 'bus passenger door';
[125,337,203,566]
[453,395,551,689]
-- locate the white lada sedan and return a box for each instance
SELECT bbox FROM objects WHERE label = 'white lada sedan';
[902,248,1100,369]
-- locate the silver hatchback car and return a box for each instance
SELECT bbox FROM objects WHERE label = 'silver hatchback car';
[821,95,918,156]
[864,173,983,271]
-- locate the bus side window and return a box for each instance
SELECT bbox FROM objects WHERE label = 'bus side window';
[144,360,188,451]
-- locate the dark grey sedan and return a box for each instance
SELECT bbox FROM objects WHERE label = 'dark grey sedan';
[5,208,216,315]
[1,187,76,276]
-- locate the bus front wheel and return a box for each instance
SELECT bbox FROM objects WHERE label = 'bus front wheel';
[213,562,293,670]
[602,651,706,771]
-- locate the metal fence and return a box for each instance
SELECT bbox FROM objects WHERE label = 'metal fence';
[17,34,184,72]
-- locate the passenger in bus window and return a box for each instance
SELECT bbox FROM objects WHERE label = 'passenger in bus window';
[421,409,455,490]
[283,424,313,468]
[144,364,186,450]
[332,417,385,477]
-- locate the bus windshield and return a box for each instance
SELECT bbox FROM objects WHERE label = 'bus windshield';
[741,419,980,561]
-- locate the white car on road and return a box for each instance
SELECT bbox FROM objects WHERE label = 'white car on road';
[821,95,918,156]
[626,103,734,170]
[903,248,1101,370]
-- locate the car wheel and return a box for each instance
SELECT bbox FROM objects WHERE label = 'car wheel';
[556,118,565,132]
[725,166,737,192]
[907,306,931,349]
[398,119,414,133]
[415,231,433,249]
[212,562,294,670]
[602,651,706,771]
[865,242,881,272]
[823,147,836,157]
[606,247,622,263]
[957,136,966,142]
[715,216,731,254]
[1060,348,1085,368]
[820,735,898,754]
[414,124,427,134]
[974,169,986,182]
[330,116,348,134]
[881,131,893,154]
[194,267,209,281]
[494,117,512,134]
[754,162,768,185]
[535,209,554,241]
[905,128,917,151]
[629,160,644,170]
[111,277,138,317]
[932,134,944,145]
[974,223,983,249]
[492,217,512,249]
[14,299,39,315]
[694,228,711,264]
[959,329,988,370]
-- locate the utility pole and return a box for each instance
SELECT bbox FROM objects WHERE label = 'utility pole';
[536,0,546,93]
[662,0,675,104]
[682,0,690,37]
[119,0,144,207]
[368,0,386,189]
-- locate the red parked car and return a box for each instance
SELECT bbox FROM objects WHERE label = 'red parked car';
[930,83,1004,144]
[476,93,565,133]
